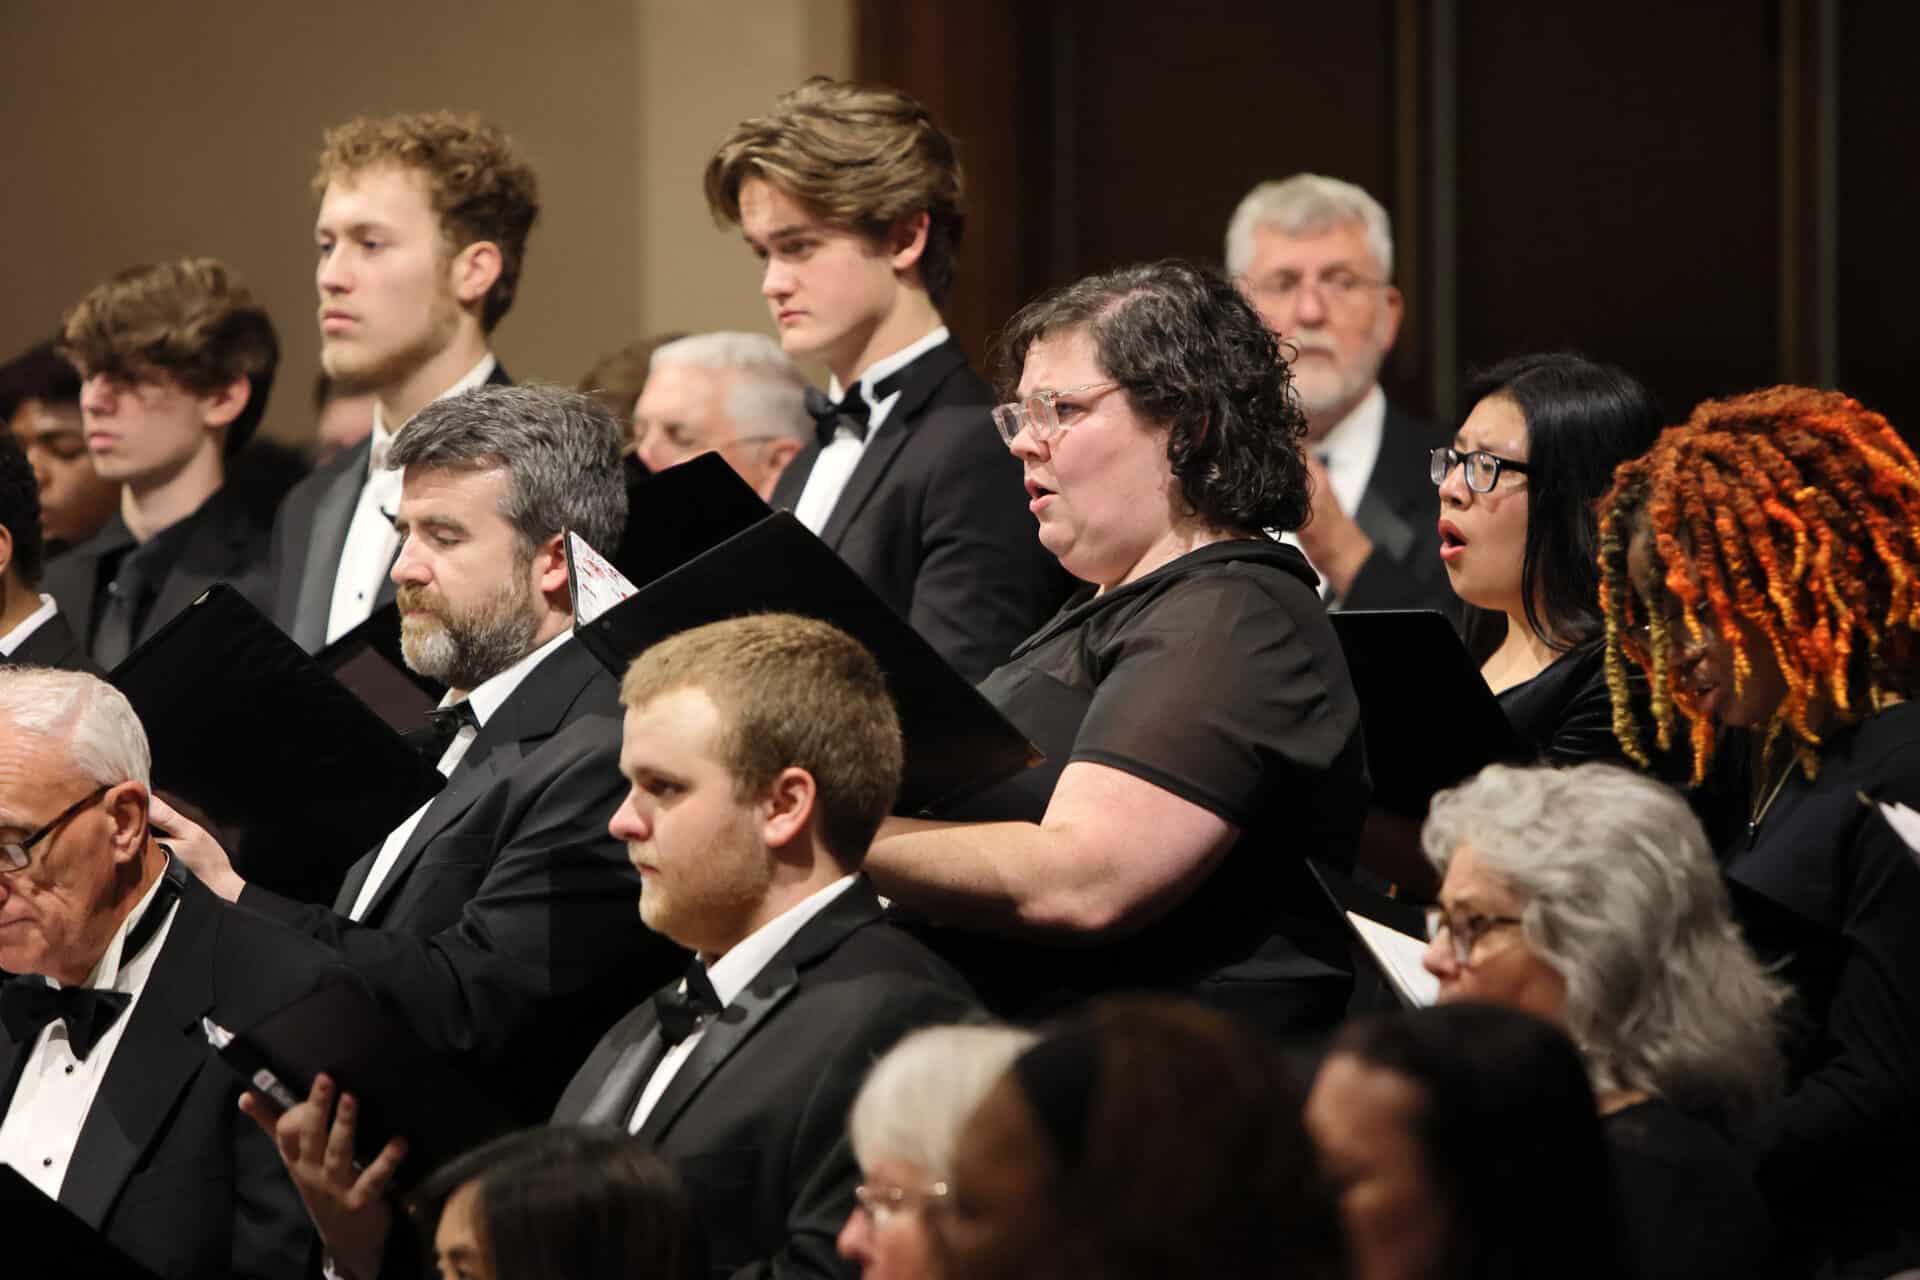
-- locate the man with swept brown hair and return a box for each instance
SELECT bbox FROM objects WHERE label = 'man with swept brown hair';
[271,110,535,652]
[706,79,1066,682]
[45,258,278,668]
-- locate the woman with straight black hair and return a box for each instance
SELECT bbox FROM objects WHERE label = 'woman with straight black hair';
[1306,1003,1628,1280]
[1434,352,1662,761]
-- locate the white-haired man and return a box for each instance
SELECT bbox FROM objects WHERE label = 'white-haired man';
[632,331,812,498]
[1228,173,1452,613]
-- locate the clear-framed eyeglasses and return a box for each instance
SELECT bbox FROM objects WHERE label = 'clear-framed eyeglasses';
[1,785,111,874]
[1429,446,1532,495]
[852,1181,950,1228]
[1424,906,1525,968]
[990,382,1119,447]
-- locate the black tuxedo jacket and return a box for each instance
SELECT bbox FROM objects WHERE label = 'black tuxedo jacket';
[240,636,681,1120]
[1337,402,1456,615]
[269,362,512,653]
[0,869,349,1279]
[0,606,100,674]
[769,340,1070,683]
[553,878,977,1280]
[41,489,273,667]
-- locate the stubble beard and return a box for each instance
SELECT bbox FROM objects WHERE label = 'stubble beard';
[321,282,463,398]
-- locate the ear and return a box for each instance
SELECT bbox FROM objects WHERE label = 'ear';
[759,766,817,851]
[1377,284,1406,353]
[754,438,804,498]
[450,240,504,312]
[198,376,252,432]
[530,530,569,598]
[0,521,13,580]
[106,782,150,865]
[885,211,931,277]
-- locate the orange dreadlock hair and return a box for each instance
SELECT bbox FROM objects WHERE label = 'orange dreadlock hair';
[1596,386,1920,785]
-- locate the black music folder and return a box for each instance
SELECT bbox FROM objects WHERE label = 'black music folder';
[1308,859,1438,1010]
[109,585,445,905]
[313,599,444,736]
[566,455,1041,814]
[0,1166,161,1279]
[210,979,511,1192]
[1331,610,1520,819]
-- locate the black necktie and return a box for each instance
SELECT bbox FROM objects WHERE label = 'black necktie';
[0,868,180,1060]
[652,960,722,1047]
[420,699,481,760]
[93,547,155,671]
[804,387,873,448]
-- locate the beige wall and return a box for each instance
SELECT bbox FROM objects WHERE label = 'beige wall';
[0,0,850,446]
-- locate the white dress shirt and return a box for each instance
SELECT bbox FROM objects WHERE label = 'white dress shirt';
[1278,383,1387,593]
[0,594,59,656]
[0,870,179,1197]
[792,326,949,534]
[324,354,498,645]
[346,627,572,921]
[628,875,859,1132]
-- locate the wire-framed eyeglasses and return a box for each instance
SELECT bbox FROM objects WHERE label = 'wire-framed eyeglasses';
[853,1180,950,1227]
[1429,446,1532,494]
[1424,907,1525,968]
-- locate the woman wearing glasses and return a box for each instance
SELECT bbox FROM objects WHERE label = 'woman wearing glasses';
[1434,353,1661,762]
[865,259,1369,1033]
[1420,762,1786,1280]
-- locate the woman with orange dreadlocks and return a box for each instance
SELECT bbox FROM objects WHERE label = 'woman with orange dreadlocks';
[1595,386,1920,1279]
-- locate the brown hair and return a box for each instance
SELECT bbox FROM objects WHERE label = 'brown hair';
[1596,386,1920,782]
[704,78,965,305]
[314,111,540,331]
[577,333,686,437]
[619,613,903,863]
[58,258,279,453]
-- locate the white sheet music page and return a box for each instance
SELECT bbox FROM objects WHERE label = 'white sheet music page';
[567,531,638,627]
[1347,912,1440,1007]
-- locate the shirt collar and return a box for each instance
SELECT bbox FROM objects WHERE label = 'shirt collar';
[449,627,572,727]
[0,595,59,656]
[1314,384,1388,515]
[702,874,858,1008]
[827,325,950,408]
[369,352,499,453]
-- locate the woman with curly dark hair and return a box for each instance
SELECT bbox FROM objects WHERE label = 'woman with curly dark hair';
[1595,386,1920,1278]
[866,260,1368,1034]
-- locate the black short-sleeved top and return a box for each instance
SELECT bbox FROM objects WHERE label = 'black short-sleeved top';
[1604,1100,1779,1280]
[921,538,1371,1029]
[1497,638,1623,764]
[1723,702,1920,1275]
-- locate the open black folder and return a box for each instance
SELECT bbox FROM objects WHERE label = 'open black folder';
[314,599,444,736]
[210,980,511,1193]
[109,585,445,905]
[567,454,1040,814]
[1309,859,1438,1009]
[1330,610,1520,819]
[0,1166,161,1279]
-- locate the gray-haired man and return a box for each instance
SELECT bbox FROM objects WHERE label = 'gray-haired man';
[632,331,812,498]
[170,384,680,1121]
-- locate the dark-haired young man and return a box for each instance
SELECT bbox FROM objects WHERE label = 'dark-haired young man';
[0,430,91,670]
[45,258,279,668]
[706,79,1067,681]
[0,340,121,557]
[272,110,533,652]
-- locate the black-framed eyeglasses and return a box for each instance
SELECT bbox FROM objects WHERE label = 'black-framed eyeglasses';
[990,382,1119,446]
[1424,906,1525,968]
[1430,446,1531,494]
[1,785,111,874]
[853,1180,950,1227]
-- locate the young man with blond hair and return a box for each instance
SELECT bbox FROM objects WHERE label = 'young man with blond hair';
[272,110,536,651]
[707,79,1066,682]
[45,257,279,668]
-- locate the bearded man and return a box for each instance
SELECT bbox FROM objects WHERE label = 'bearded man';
[1227,173,1454,614]
[170,384,680,1120]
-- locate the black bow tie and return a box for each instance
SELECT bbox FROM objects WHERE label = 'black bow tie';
[804,387,873,447]
[653,961,723,1047]
[420,699,482,759]
[0,867,179,1060]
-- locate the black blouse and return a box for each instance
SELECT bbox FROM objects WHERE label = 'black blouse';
[1604,1100,1779,1280]
[923,538,1370,1032]
[1724,702,1920,1276]
[1495,638,1627,765]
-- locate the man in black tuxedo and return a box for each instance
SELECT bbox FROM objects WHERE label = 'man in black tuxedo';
[267,614,976,1280]
[706,79,1069,683]
[271,111,536,653]
[169,385,679,1121]
[0,667,346,1278]
[1227,173,1454,615]
[44,259,279,670]
[0,431,93,672]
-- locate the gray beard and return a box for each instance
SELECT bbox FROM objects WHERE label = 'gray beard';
[400,581,541,691]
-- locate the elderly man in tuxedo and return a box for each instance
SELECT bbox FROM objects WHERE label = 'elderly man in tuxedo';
[0,667,345,1278]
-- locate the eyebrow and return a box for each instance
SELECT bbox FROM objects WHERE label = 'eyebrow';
[745,222,816,248]
[317,218,399,239]
[394,513,470,537]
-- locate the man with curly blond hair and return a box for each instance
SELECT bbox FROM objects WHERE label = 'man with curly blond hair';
[44,257,279,668]
[271,110,537,652]
[706,79,1066,681]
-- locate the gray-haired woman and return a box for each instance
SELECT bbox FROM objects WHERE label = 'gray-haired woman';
[1420,761,1789,1280]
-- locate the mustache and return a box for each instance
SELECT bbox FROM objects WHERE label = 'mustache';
[395,585,449,616]
[1287,334,1338,357]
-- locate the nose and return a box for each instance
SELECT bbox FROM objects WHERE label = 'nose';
[761,256,793,301]
[388,534,431,587]
[1422,927,1459,984]
[836,1206,872,1263]
[607,792,650,844]
[636,431,670,474]
[79,375,118,417]
[1436,455,1472,508]
[1291,280,1330,327]
[317,245,351,295]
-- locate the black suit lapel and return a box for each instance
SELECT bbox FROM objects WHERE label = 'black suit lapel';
[816,342,970,549]
[4,610,93,673]
[139,493,260,647]
[768,443,819,513]
[634,880,886,1144]
[574,1016,670,1128]
[59,882,219,1229]
[53,519,132,646]
[292,440,371,653]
